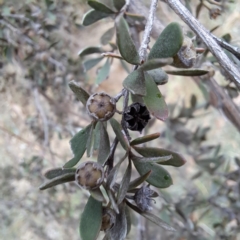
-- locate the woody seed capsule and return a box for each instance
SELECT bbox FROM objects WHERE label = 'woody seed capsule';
[100,208,116,231]
[75,161,104,190]
[86,92,116,121]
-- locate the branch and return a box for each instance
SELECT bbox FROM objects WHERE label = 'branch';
[163,0,240,89]
[139,0,158,62]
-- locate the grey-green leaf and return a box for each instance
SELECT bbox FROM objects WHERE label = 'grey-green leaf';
[68,80,90,106]
[113,0,126,10]
[128,170,152,190]
[86,122,96,157]
[130,132,160,146]
[133,146,186,167]
[131,154,173,164]
[88,0,116,14]
[166,69,209,76]
[78,46,103,57]
[116,16,140,64]
[96,58,111,84]
[97,122,110,164]
[132,158,172,188]
[140,58,173,71]
[148,22,183,59]
[44,168,76,179]
[82,9,111,26]
[110,118,129,150]
[83,57,104,71]
[90,188,107,203]
[147,69,168,85]
[117,158,132,204]
[80,196,102,240]
[63,123,92,168]
[101,27,115,45]
[123,69,146,96]
[126,200,176,231]
[143,72,168,121]
[39,172,75,190]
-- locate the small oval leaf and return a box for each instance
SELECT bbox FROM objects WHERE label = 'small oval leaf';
[82,9,111,26]
[113,0,126,10]
[78,46,103,57]
[88,0,116,13]
[116,16,140,64]
[83,57,104,71]
[39,172,75,190]
[80,196,102,240]
[63,123,92,168]
[132,159,172,188]
[44,168,76,179]
[130,132,160,146]
[133,146,186,167]
[110,118,129,150]
[123,69,146,96]
[117,158,132,204]
[140,58,173,71]
[148,22,183,59]
[143,72,168,121]
[68,80,90,106]
[147,69,168,85]
[128,170,152,190]
[90,188,107,203]
[166,69,209,76]
[96,58,111,84]
[101,27,115,45]
[97,122,110,164]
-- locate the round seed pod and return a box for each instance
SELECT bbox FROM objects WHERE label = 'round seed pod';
[75,161,104,190]
[86,92,116,121]
[101,208,116,231]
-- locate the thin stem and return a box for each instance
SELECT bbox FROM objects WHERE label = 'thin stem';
[138,0,158,62]
[163,0,240,89]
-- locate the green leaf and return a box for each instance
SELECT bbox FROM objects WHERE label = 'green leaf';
[80,196,102,240]
[130,132,160,146]
[131,93,144,104]
[117,158,132,204]
[96,58,111,84]
[78,46,103,57]
[86,122,96,157]
[39,173,75,190]
[133,146,186,167]
[148,22,183,59]
[83,57,104,71]
[63,124,92,168]
[140,58,173,71]
[128,170,152,190]
[93,121,101,150]
[110,118,129,150]
[82,9,111,26]
[132,158,172,188]
[131,154,173,164]
[125,206,132,236]
[116,16,140,65]
[190,94,197,108]
[107,189,119,214]
[126,200,176,231]
[147,69,168,85]
[68,80,90,106]
[143,72,168,121]
[107,152,128,190]
[166,69,209,76]
[123,69,146,96]
[88,0,116,14]
[90,188,107,203]
[97,122,110,164]
[44,168,76,179]
[100,27,115,45]
[113,0,126,10]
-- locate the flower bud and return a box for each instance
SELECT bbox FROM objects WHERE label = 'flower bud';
[86,92,116,121]
[101,208,116,231]
[75,161,104,190]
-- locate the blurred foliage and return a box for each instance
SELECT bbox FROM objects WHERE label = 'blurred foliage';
[0,0,240,239]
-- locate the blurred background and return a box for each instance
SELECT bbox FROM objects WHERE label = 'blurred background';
[0,0,240,239]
